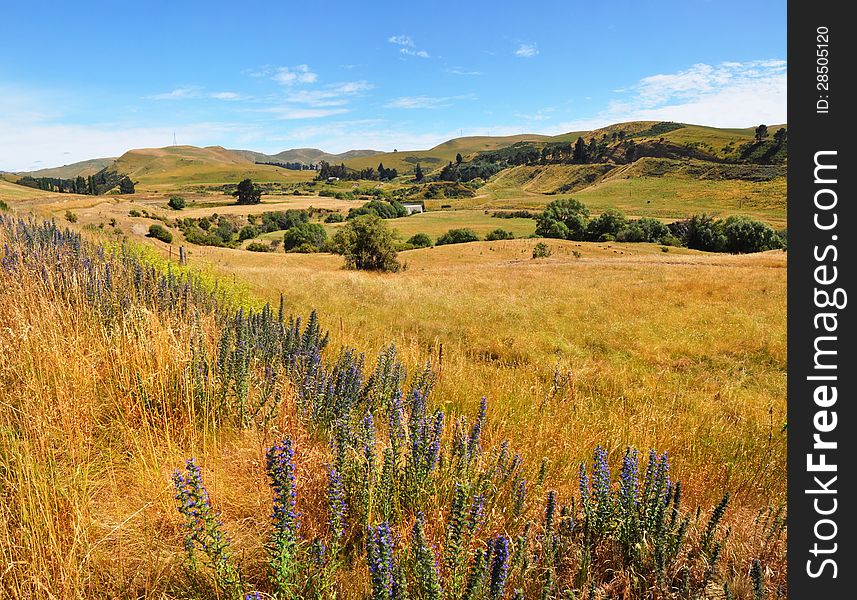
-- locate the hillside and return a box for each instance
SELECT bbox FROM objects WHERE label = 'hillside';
[110,145,316,189]
[15,157,116,179]
[341,133,557,174]
[228,147,382,165]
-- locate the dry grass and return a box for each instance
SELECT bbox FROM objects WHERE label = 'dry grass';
[179,239,787,510]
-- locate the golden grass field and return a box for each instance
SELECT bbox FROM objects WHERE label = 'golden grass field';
[0,160,787,597]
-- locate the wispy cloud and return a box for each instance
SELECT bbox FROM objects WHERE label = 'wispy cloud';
[514,108,554,121]
[554,59,786,131]
[447,67,482,76]
[388,34,430,58]
[261,107,349,120]
[272,64,318,85]
[384,94,476,109]
[146,87,203,100]
[514,43,539,58]
[146,87,245,101]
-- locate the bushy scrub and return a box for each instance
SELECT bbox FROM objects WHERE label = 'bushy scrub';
[147,223,172,243]
[348,199,408,220]
[283,222,327,252]
[324,212,345,223]
[407,232,433,248]
[168,196,186,210]
[436,228,480,245]
[585,208,627,241]
[331,215,402,272]
[532,242,552,258]
[535,198,590,240]
[485,228,514,241]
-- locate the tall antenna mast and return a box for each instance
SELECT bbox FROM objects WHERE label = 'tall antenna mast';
[173,131,177,146]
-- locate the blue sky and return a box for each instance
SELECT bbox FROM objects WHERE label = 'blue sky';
[0,0,786,171]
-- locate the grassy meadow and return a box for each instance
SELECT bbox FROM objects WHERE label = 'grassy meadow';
[0,121,788,597]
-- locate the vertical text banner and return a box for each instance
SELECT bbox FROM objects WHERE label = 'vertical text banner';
[788,0,854,596]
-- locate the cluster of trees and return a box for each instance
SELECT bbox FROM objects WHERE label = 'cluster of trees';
[256,161,318,171]
[283,222,327,253]
[316,162,399,182]
[17,171,134,195]
[492,210,538,219]
[474,136,613,170]
[177,215,243,248]
[535,198,784,253]
[436,160,502,183]
[669,213,785,253]
[347,199,408,220]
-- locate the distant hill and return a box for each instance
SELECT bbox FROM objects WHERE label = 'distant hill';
[228,147,382,165]
[15,157,116,179]
[8,121,787,193]
[341,133,557,173]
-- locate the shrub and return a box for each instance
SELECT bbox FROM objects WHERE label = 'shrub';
[239,225,260,241]
[532,242,552,258]
[407,233,433,248]
[168,196,186,210]
[65,210,78,223]
[325,212,345,223]
[246,241,273,252]
[436,228,479,245]
[535,198,589,240]
[330,215,402,272]
[147,224,173,243]
[485,228,514,241]
[128,209,141,217]
[283,223,327,252]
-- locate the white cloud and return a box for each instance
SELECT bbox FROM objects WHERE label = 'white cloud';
[389,34,430,58]
[554,59,786,131]
[447,67,482,76]
[384,94,476,109]
[261,107,349,120]
[388,35,414,47]
[0,118,256,172]
[209,91,242,101]
[515,43,539,58]
[146,87,203,100]
[272,64,318,85]
[146,88,245,101]
[400,48,430,58]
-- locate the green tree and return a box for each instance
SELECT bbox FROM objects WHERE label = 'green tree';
[168,196,186,210]
[722,215,784,253]
[233,178,262,205]
[535,198,590,240]
[773,127,787,145]
[754,124,768,143]
[283,222,327,251]
[119,176,135,194]
[585,208,627,241]
[684,214,727,252]
[331,215,402,272]
[414,163,424,182]
[455,153,463,164]
[573,137,588,163]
